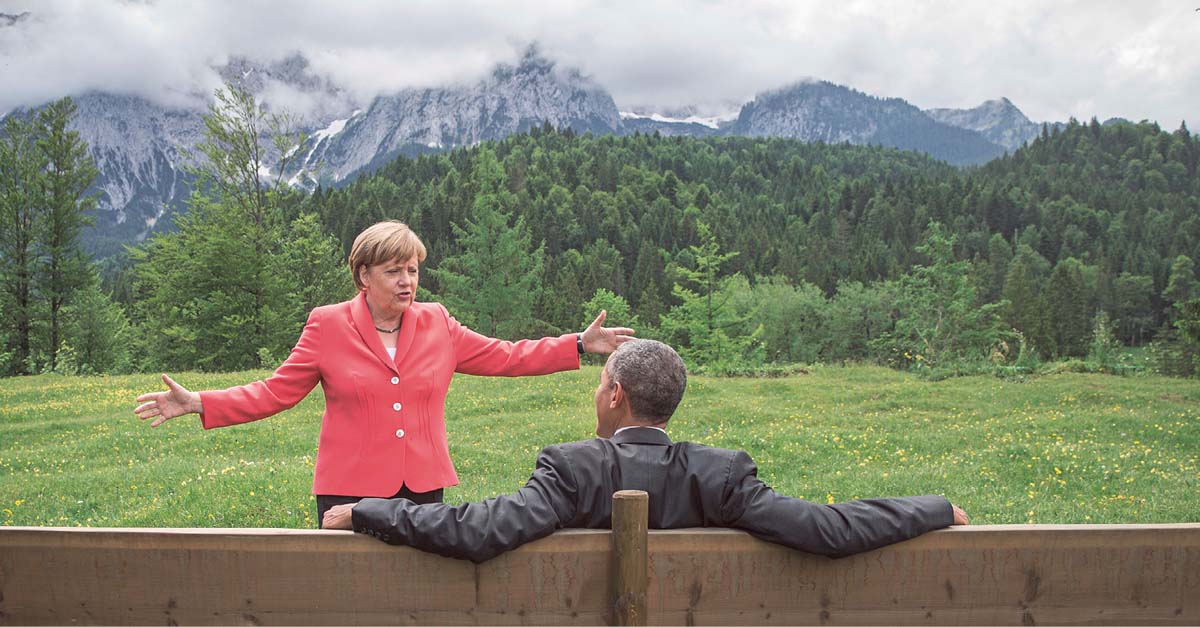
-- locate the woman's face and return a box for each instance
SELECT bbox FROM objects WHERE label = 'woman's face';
[359,255,420,318]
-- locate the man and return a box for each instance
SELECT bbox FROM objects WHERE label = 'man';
[324,340,968,562]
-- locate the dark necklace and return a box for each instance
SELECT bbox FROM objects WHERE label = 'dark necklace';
[375,323,400,333]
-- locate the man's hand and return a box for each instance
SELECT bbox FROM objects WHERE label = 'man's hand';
[322,503,355,529]
[951,504,969,525]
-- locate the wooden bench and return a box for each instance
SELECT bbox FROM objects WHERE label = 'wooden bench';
[1,491,1197,625]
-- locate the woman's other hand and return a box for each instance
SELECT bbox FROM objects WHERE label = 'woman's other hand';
[580,310,636,354]
[134,374,203,427]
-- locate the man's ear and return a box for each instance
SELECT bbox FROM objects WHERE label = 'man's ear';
[610,381,625,410]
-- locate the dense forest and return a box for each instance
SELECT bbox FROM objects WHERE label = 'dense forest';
[296,118,1199,371]
[3,88,1198,378]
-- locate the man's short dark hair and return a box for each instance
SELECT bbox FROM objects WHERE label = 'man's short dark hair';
[605,339,687,424]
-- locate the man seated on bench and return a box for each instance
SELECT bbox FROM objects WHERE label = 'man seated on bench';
[324,339,968,562]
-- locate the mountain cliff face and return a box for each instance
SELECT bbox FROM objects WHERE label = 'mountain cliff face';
[64,93,203,256]
[727,81,1005,165]
[925,97,1042,152]
[297,50,622,185]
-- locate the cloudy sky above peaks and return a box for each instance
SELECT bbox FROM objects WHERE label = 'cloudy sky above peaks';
[1,0,1197,128]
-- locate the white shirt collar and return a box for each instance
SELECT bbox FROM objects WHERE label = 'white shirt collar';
[614,425,667,436]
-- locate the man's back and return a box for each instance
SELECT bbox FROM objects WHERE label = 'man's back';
[549,428,735,527]
[353,427,952,563]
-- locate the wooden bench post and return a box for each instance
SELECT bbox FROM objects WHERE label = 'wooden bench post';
[611,489,649,626]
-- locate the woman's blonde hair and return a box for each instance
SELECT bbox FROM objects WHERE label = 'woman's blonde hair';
[348,221,428,290]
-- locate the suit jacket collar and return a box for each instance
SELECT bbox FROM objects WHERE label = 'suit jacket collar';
[610,426,673,446]
[350,292,416,375]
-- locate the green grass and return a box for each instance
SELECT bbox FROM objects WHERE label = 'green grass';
[2,366,1198,528]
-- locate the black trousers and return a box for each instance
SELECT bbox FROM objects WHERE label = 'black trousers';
[316,485,444,529]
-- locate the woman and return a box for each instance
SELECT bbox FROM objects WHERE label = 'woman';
[134,221,633,525]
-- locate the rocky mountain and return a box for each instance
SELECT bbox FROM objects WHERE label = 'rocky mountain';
[295,49,622,186]
[7,55,359,256]
[59,93,204,257]
[726,81,1005,165]
[925,97,1042,152]
[10,49,1063,255]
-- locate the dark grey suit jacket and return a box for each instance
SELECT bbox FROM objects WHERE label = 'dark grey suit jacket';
[352,427,953,563]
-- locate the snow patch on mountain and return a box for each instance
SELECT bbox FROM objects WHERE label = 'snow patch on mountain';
[619,109,738,130]
[313,114,353,141]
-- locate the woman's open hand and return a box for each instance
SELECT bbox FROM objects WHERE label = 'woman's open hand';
[134,374,203,427]
[580,310,636,354]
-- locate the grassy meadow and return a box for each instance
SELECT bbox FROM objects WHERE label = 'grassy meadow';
[1,366,1198,529]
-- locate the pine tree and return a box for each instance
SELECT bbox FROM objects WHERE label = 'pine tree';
[1174,300,1200,373]
[276,212,353,316]
[1163,255,1197,318]
[629,240,668,325]
[35,98,99,370]
[659,223,761,371]
[130,83,310,371]
[432,188,545,339]
[1086,310,1122,372]
[581,288,638,330]
[0,112,45,374]
[1001,255,1047,354]
[983,233,1013,303]
[188,82,305,354]
[580,288,639,366]
[727,274,829,364]
[1153,299,1200,377]
[1111,272,1155,345]
[823,280,898,362]
[61,271,131,374]
[1045,258,1092,357]
[873,222,1003,368]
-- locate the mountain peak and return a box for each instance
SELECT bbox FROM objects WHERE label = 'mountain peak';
[0,11,31,27]
[518,44,555,71]
[925,97,1039,152]
[491,44,558,80]
[214,53,352,123]
[974,97,1015,111]
[731,80,1003,165]
[296,47,621,185]
[764,79,855,99]
[217,53,324,93]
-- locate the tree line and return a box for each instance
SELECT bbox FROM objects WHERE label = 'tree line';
[3,86,1199,378]
[295,116,1199,374]
[0,98,129,375]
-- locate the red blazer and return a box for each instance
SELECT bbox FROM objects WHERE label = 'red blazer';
[199,293,579,497]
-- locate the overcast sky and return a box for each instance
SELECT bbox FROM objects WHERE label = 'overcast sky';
[2,0,1197,128]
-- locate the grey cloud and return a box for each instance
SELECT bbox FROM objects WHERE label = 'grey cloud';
[0,0,1196,130]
